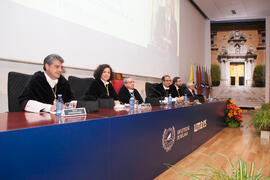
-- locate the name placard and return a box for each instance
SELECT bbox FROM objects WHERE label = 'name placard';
[63,108,86,116]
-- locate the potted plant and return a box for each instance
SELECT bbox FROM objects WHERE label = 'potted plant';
[211,64,221,86]
[253,107,270,139]
[253,65,265,87]
[225,98,243,128]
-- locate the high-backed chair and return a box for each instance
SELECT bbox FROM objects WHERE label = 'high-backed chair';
[112,79,123,94]
[145,82,161,106]
[8,72,32,112]
[68,76,99,112]
[68,76,94,100]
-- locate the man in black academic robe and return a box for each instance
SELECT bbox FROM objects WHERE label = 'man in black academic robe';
[184,81,204,103]
[150,75,172,99]
[170,76,185,99]
[19,54,75,112]
[118,78,143,104]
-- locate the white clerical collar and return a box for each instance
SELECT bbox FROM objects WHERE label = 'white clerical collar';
[163,85,169,90]
[44,71,58,88]
[101,79,109,86]
[128,89,134,94]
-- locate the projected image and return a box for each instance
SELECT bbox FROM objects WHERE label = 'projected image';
[150,0,179,56]
[11,0,152,47]
[10,0,179,56]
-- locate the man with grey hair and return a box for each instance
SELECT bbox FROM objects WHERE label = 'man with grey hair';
[118,77,143,104]
[19,54,76,112]
[184,81,204,102]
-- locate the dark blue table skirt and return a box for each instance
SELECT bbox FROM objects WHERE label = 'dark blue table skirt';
[0,102,225,180]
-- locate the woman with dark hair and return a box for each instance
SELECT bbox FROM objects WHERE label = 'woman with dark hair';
[83,64,120,104]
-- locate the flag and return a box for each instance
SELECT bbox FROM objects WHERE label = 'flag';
[208,68,213,98]
[201,66,206,96]
[189,64,194,83]
[205,68,209,97]
[197,66,202,95]
[193,64,197,94]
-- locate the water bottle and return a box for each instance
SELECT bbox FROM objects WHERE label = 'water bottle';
[184,93,187,103]
[56,94,64,116]
[208,93,211,100]
[129,93,135,110]
[168,94,172,105]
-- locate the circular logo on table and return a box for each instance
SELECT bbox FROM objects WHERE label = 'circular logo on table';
[162,126,176,152]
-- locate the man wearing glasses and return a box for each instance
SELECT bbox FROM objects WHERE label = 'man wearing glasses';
[151,75,173,99]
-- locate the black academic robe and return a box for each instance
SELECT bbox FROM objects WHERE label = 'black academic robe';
[118,85,143,104]
[83,79,119,100]
[179,84,188,97]
[184,88,196,102]
[184,88,205,103]
[150,83,172,99]
[169,84,182,98]
[19,71,75,109]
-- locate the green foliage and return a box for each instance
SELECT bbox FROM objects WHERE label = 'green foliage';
[166,153,270,180]
[261,103,270,110]
[253,65,265,87]
[211,64,221,86]
[253,109,270,131]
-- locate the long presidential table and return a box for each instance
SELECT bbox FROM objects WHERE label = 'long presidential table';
[0,102,226,180]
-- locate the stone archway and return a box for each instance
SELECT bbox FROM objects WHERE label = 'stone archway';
[218,30,257,86]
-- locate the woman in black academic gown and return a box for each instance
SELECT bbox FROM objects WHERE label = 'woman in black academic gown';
[83,64,120,104]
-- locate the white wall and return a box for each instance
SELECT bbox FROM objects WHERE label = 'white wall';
[204,20,211,69]
[265,16,270,103]
[179,0,211,83]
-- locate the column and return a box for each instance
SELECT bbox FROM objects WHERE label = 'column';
[225,61,230,86]
[220,59,226,86]
[250,59,255,86]
[245,60,251,86]
[245,61,248,86]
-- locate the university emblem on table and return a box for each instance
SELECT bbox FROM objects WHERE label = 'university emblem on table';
[162,126,176,152]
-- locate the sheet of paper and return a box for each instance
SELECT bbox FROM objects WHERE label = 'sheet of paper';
[25,100,48,112]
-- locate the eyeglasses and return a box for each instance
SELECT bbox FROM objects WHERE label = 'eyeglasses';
[164,80,171,82]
